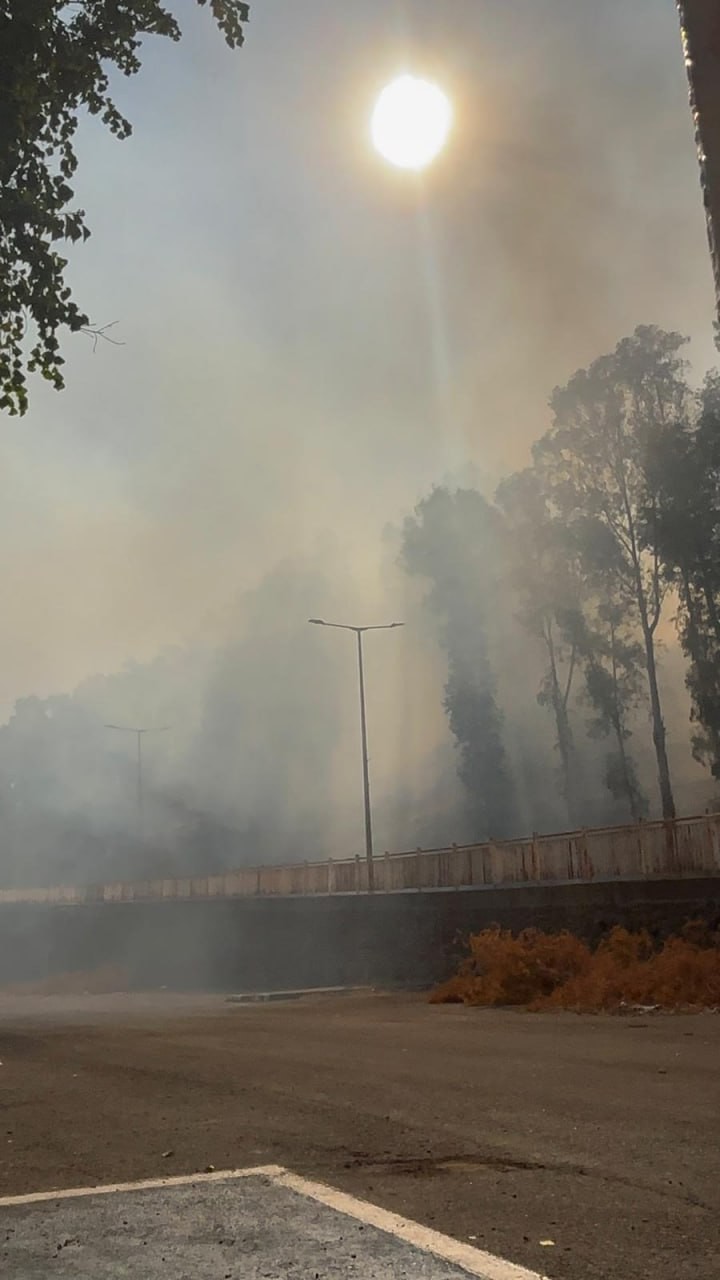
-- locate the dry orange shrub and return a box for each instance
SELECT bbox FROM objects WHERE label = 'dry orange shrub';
[430,924,720,1012]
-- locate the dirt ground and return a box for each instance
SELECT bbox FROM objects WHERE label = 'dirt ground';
[0,991,718,1280]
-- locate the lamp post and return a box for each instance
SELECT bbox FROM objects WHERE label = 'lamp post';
[104,723,170,839]
[308,619,403,891]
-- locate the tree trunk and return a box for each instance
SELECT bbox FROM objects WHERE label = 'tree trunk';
[607,701,635,819]
[615,725,639,821]
[640,607,676,819]
[620,478,676,819]
[545,622,577,825]
[608,631,639,822]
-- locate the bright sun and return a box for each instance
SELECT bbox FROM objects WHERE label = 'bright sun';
[371,75,452,171]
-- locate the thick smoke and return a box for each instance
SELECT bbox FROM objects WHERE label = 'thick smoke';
[0,1,717,887]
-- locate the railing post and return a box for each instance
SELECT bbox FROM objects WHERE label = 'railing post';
[567,834,575,880]
[580,827,591,880]
[384,850,390,891]
[663,816,678,874]
[638,816,649,878]
[707,812,719,872]
[712,812,720,872]
[488,836,497,886]
[531,832,539,881]
[416,847,423,891]
[355,853,361,893]
[327,857,334,895]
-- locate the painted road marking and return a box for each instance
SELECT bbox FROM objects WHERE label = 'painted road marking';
[270,1169,548,1280]
[0,1165,548,1280]
[0,1164,285,1207]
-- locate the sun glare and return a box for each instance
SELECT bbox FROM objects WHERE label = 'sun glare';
[371,75,452,171]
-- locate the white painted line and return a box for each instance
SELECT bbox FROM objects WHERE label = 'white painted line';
[0,1162,548,1280]
[0,1164,284,1208]
[270,1169,548,1280]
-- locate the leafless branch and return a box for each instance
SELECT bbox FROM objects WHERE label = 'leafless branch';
[80,320,124,353]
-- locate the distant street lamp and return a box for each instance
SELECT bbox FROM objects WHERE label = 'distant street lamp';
[104,724,170,839]
[308,619,403,891]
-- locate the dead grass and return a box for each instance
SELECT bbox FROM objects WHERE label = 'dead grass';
[430,923,720,1012]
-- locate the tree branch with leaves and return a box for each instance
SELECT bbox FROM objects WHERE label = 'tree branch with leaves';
[532,326,690,819]
[0,0,249,414]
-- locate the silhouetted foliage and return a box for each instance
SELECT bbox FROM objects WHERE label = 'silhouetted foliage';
[401,488,516,839]
[648,372,720,776]
[399,327,720,826]
[581,605,648,820]
[496,469,587,823]
[0,0,249,414]
[532,326,692,819]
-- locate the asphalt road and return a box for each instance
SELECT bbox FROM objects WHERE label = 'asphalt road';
[0,992,718,1280]
[2,1169,520,1280]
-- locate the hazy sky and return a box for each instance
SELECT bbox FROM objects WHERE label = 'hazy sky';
[2,0,716,712]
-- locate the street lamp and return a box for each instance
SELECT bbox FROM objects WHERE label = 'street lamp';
[104,724,170,839]
[308,618,404,891]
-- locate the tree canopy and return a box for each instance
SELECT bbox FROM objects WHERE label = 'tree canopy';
[0,0,249,415]
[400,326,720,833]
[401,487,517,839]
[530,326,692,819]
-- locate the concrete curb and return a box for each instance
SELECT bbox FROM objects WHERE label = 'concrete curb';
[225,985,372,1005]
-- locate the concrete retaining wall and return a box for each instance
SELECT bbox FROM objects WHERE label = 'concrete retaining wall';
[1,877,719,993]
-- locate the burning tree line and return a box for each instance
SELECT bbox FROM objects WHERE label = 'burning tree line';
[401,325,720,836]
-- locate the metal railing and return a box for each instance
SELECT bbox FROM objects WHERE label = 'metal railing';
[1,812,719,906]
